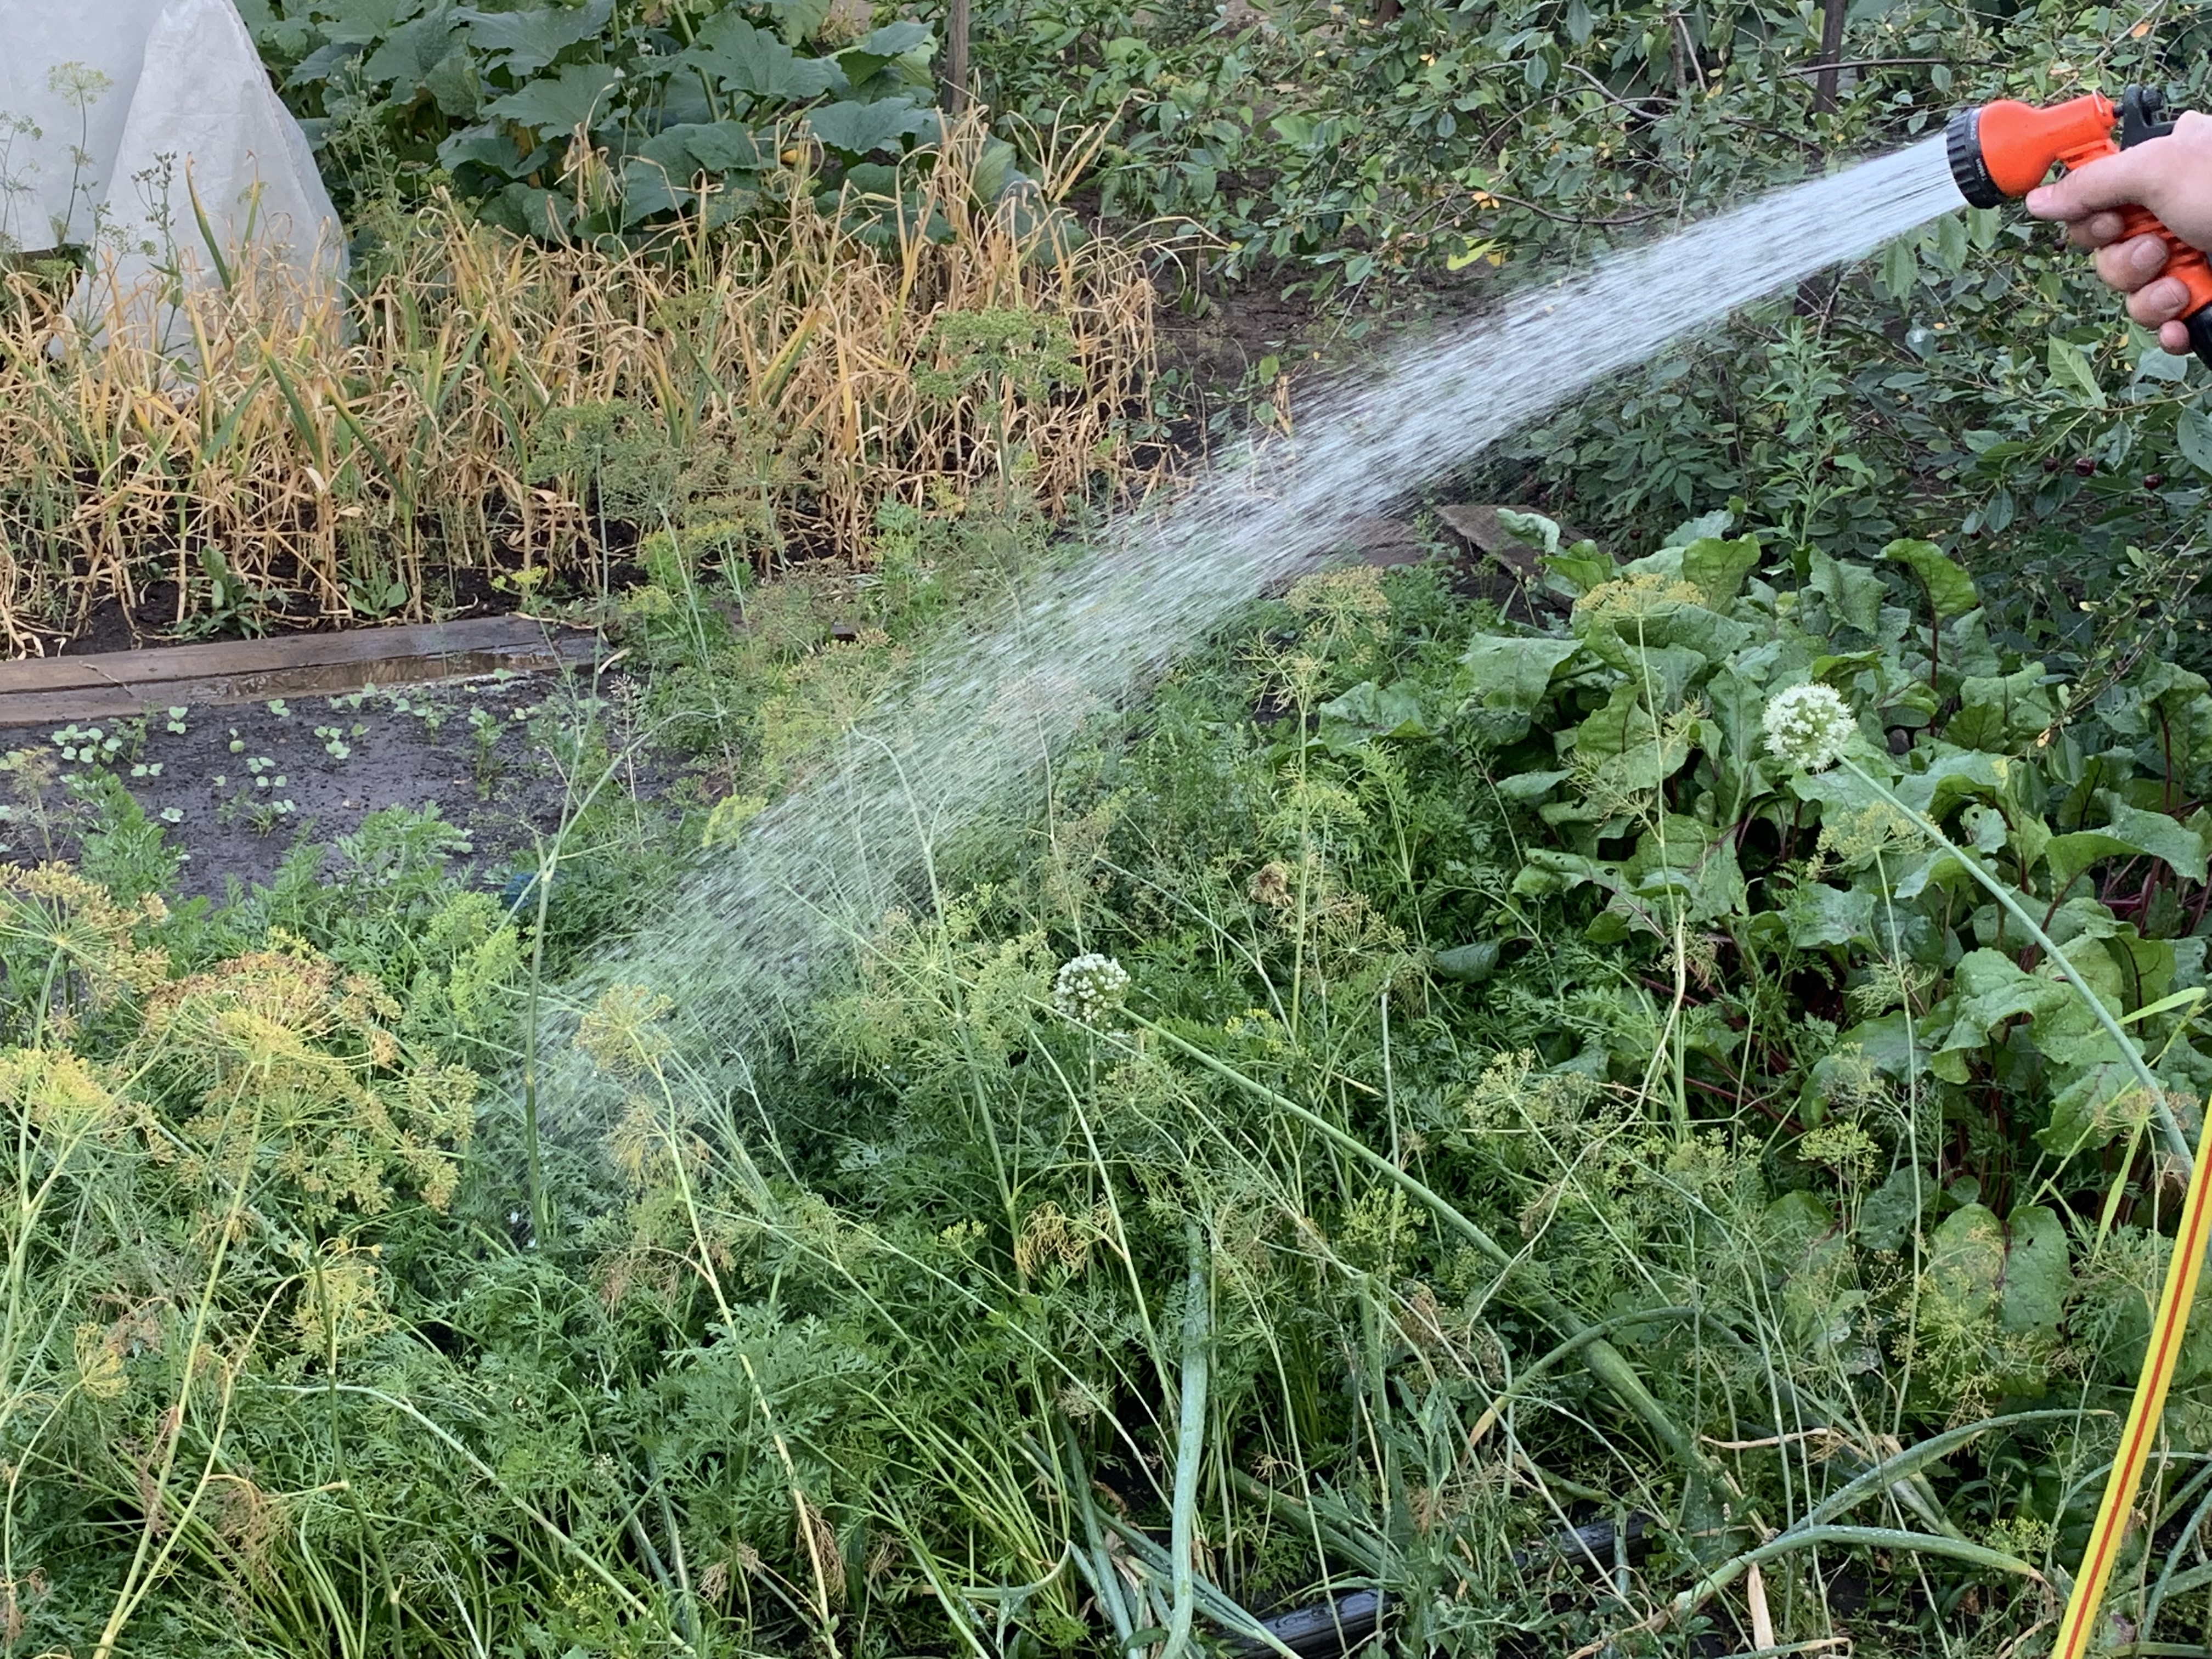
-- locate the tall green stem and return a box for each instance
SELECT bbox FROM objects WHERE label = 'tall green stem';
[1159,1220,1209,1659]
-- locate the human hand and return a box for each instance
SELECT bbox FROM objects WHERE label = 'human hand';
[2024,111,2212,356]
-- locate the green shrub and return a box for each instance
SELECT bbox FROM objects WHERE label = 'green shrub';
[974,0,2212,630]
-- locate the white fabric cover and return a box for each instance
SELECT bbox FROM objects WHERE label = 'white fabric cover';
[0,0,344,348]
[0,0,170,252]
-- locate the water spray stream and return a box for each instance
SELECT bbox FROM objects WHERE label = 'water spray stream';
[541,134,1968,1122]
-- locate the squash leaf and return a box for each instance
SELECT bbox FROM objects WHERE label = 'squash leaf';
[455,0,613,74]
[484,63,624,137]
[805,98,935,160]
[678,14,845,103]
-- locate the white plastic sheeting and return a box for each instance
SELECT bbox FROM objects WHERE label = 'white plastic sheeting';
[0,0,343,347]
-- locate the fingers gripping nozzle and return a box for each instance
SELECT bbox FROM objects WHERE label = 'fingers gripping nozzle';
[1946,87,2212,369]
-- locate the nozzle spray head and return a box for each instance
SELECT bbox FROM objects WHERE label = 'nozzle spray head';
[1944,92,2117,206]
[1943,87,2212,370]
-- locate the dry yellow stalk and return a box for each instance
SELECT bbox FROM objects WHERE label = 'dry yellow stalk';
[0,112,1159,651]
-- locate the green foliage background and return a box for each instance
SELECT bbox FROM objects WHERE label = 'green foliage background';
[975,0,2212,648]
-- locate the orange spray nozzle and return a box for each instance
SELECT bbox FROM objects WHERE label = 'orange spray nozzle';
[1946,93,2118,205]
[1945,86,2212,369]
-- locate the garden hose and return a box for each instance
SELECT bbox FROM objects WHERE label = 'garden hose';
[1946,86,2212,368]
[2052,1101,2212,1658]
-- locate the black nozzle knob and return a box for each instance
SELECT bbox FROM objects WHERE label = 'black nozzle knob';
[2123,84,2179,149]
[2187,308,2212,373]
[1946,106,2004,208]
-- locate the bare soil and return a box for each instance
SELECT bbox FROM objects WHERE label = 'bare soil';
[1150,261,1510,498]
[0,664,653,900]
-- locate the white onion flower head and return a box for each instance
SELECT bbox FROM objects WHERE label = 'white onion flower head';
[1054,953,1130,1026]
[1763,682,1855,773]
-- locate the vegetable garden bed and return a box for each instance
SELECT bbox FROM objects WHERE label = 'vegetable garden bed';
[0,621,624,895]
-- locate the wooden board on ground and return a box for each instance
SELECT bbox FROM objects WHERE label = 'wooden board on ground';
[0,616,600,724]
[1431,504,1593,585]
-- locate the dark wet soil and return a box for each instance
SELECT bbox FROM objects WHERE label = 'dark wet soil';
[1157,281,1320,391]
[0,663,665,900]
[1151,257,1503,467]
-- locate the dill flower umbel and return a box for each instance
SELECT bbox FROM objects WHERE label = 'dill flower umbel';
[1762,683,1855,773]
[1053,953,1130,1026]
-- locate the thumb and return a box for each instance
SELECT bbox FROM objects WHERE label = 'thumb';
[2025,145,2163,219]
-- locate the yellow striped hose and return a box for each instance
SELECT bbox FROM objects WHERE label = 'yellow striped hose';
[2053,1104,2212,1659]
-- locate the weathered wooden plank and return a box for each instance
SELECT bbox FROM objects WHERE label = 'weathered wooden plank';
[0,618,598,725]
[1431,503,1594,581]
[0,616,574,692]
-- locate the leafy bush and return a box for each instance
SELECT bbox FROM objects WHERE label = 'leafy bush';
[979,0,2208,291]
[975,0,2212,635]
